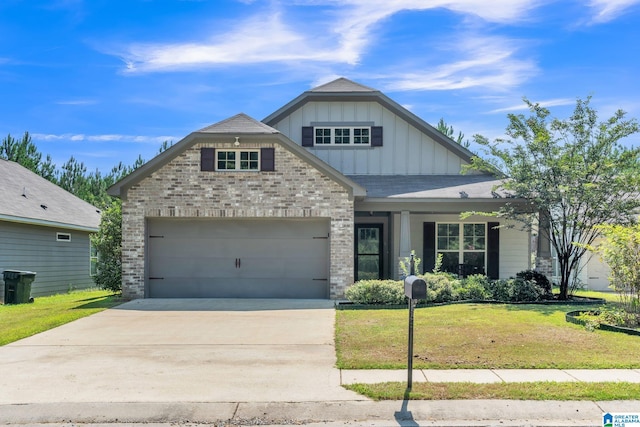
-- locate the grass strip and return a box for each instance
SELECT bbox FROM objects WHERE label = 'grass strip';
[0,289,123,346]
[345,381,640,401]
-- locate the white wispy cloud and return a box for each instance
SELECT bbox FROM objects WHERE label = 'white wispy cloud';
[113,0,543,73]
[384,36,537,92]
[31,133,177,144]
[55,99,98,106]
[588,0,640,23]
[487,98,576,114]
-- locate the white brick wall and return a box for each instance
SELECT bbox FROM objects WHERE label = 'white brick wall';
[121,140,354,299]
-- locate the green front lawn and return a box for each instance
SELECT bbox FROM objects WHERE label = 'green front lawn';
[336,300,640,369]
[0,289,123,346]
[345,382,640,401]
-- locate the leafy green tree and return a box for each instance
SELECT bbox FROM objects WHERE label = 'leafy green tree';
[91,201,122,293]
[1,132,56,181]
[590,224,640,313]
[469,97,640,300]
[436,118,470,148]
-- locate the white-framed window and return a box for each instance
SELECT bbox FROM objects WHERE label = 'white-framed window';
[90,243,98,276]
[216,150,259,171]
[314,127,370,145]
[436,223,486,276]
[56,232,71,242]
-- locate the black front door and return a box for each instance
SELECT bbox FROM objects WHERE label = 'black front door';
[355,224,383,281]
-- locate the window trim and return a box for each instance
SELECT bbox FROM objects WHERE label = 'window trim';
[90,243,98,277]
[313,126,371,146]
[56,232,71,242]
[215,149,261,172]
[436,222,487,273]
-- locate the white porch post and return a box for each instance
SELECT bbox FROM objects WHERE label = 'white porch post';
[399,210,411,258]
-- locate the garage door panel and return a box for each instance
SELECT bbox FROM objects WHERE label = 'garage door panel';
[149,278,328,299]
[147,218,330,298]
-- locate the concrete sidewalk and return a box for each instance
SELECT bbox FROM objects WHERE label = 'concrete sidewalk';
[341,368,640,384]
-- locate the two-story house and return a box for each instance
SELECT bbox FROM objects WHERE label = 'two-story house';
[108,78,531,299]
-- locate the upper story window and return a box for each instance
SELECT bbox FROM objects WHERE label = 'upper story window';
[302,125,383,148]
[315,127,370,145]
[217,150,259,171]
[201,147,275,172]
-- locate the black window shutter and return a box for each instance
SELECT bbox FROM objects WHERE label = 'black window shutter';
[302,126,314,147]
[261,147,275,171]
[487,222,500,279]
[201,147,215,171]
[371,126,383,147]
[422,222,436,274]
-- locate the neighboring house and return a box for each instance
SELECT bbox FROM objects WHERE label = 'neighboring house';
[108,78,532,300]
[0,159,101,300]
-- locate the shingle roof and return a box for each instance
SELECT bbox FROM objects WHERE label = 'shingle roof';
[347,175,511,199]
[311,78,376,92]
[0,159,101,231]
[199,113,279,134]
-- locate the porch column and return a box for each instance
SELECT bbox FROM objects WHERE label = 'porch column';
[536,211,553,278]
[399,210,411,258]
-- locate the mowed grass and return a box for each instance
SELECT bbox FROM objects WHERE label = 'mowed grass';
[0,289,123,346]
[335,301,640,369]
[345,381,640,401]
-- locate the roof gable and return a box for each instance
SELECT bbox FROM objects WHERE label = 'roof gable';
[108,113,366,199]
[311,78,376,93]
[263,78,476,164]
[199,113,279,134]
[0,159,101,231]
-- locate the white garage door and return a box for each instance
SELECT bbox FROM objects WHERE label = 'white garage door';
[147,218,330,298]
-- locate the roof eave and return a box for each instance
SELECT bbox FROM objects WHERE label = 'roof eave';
[0,214,99,232]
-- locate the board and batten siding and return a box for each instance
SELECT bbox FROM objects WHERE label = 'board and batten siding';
[0,221,94,298]
[391,213,531,279]
[272,101,467,176]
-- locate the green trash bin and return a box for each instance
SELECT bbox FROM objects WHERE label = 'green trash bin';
[3,270,36,304]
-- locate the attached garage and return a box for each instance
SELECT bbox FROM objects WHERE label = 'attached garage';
[147,218,330,298]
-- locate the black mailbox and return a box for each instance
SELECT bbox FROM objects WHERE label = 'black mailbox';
[404,275,427,300]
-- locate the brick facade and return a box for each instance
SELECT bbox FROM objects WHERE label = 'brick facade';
[121,139,354,299]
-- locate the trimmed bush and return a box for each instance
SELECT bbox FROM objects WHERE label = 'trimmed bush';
[345,280,406,305]
[487,278,543,302]
[459,274,491,300]
[516,270,552,298]
[422,273,461,303]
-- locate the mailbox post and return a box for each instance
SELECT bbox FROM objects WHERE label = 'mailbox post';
[404,274,426,390]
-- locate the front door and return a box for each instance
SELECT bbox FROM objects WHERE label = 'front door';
[355,224,383,281]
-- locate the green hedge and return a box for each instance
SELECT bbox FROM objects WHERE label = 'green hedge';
[345,272,546,305]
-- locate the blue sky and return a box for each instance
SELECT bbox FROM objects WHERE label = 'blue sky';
[1,0,639,173]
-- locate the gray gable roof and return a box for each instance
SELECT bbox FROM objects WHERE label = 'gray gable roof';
[263,78,476,164]
[0,159,101,231]
[108,113,366,199]
[311,78,376,92]
[199,113,279,134]
[348,175,510,200]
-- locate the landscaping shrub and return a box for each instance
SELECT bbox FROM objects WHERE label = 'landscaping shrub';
[516,269,552,298]
[459,274,491,300]
[487,278,543,302]
[510,277,543,302]
[345,280,406,305]
[422,273,460,303]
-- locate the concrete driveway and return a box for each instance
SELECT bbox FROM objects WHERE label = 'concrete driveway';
[0,299,363,404]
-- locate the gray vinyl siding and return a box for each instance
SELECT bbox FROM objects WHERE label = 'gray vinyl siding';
[272,101,468,175]
[0,221,95,299]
